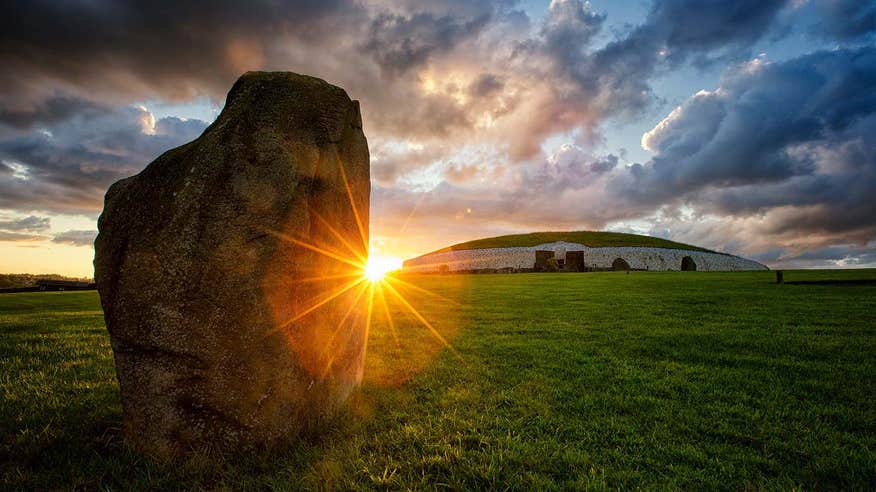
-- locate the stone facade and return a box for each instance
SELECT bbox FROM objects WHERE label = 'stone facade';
[403,241,767,273]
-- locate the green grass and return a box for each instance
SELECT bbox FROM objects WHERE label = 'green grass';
[2,270,875,489]
[427,230,719,255]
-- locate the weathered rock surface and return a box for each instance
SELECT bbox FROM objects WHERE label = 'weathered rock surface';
[94,72,370,457]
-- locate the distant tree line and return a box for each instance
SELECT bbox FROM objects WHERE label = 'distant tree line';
[0,274,94,290]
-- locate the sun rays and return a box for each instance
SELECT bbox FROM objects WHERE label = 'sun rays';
[364,256,402,282]
[264,156,459,386]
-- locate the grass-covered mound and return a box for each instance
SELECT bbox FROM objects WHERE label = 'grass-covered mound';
[429,230,716,255]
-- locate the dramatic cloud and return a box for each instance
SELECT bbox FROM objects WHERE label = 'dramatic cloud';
[0,0,364,106]
[374,44,876,265]
[52,230,98,247]
[0,214,51,242]
[371,143,628,243]
[529,0,788,141]
[0,0,791,157]
[0,101,209,214]
[1,0,875,267]
[618,46,876,260]
[0,215,50,232]
[809,0,876,41]
[0,96,105,130]
[362,9,492,77]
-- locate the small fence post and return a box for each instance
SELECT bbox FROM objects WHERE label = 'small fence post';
[776,270,783,284]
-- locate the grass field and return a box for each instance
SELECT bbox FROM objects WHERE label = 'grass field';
[428,230,717,255]
[2,270,875,489]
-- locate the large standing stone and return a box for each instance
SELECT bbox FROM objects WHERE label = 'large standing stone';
[94,72,370,457]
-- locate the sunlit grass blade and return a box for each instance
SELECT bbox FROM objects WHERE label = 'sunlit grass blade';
[382,280,461,360]
[376,282,400,348]
[385,275,461,306]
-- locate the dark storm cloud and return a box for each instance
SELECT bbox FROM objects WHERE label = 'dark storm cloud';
[594,0,788,94]
[810,0,876,41]
[0,0,362,106]
[374,43,876,264]
[768,245,876,268]
[629,47,876,193]
[0,0,794,157]
[0,100,209,214]
[52,230,98,247]
[362,10,492,77]
[643,0,788,65]
[0,0,507,220]
[503,0,790,159]
[1,0,873,267]
[0,96,105,130]
[619,46,876,246]
[540,0,605,65]
[799,245,876,264]
[467,73,504,98]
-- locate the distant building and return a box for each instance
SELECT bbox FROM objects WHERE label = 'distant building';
[404,241,768,273]
[36,279,95,291]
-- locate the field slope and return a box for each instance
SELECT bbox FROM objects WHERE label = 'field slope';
[2,270,875,489]
[428,230,718,254]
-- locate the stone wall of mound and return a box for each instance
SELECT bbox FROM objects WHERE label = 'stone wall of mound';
[402,241,767,273]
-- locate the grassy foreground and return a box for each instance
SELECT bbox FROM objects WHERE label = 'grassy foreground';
[2,270,875,489]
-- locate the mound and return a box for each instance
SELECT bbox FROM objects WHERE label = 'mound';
[429,231,717,254]
[405,231,767,273]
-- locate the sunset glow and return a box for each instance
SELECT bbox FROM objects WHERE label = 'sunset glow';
[2,1,874,487]
[364,255,402,282]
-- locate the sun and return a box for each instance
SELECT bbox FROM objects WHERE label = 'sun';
[364,255,403,282]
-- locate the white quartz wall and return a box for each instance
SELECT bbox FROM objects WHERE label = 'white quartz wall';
[402,241,767,272]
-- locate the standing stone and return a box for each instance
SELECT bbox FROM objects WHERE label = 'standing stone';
[94,72,370,457]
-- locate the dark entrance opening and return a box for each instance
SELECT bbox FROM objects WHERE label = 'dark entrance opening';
[534,250,555,271]
[681,256,696,271]
[565,251,585,272]
[612,258,630,271]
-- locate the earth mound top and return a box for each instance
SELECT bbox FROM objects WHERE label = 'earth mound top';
[405,230,767,273]
[429,231,718,255]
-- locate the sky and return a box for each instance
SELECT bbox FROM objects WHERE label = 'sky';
[1,0,875,277]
